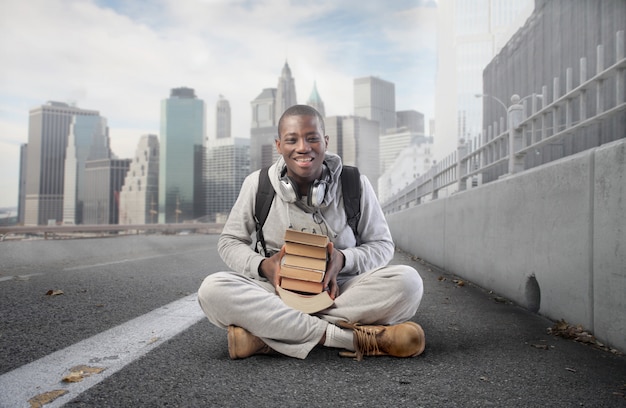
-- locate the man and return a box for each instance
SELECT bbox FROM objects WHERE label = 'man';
[198,105,425,360]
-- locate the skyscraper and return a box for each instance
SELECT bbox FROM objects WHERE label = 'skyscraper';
[205,95,250,221]
[275,61,298,123]
[379,129,432,175]
[205,137,250,222]
[23,101,100,225]
[17,144,27,225]
[481,0,626,180]
[250,63,300,172]
[83,158,130,225]
[396,110,425,134]
[306,81,325,117]
[119,134,160,225]
[434,0,534,159]
[354,76,396,134]
[216,95,231,139]
[159,87,206,223]
[325,116,380,194]
[62,115,111,224]
[378,142,433,204]
[250,88,277,172]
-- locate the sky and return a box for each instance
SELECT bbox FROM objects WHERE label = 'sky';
[0,0,438,209]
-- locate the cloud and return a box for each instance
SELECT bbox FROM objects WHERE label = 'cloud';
[0,0,437,208]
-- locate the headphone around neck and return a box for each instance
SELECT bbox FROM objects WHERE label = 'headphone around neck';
[279,163,331,207]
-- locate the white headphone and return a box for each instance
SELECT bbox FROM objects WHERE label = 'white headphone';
[279,163,331,207]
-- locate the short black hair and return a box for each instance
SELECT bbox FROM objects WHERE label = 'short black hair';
[277,104,325,140]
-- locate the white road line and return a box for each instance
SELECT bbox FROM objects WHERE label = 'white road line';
[0,273,44,283]
[0,294,204,408]
[62,248,207,271]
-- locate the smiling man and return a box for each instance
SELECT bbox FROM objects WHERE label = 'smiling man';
[276,110,328,190]
[198,105,426,361]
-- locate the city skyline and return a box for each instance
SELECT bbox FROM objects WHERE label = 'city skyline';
[0,0,438,208]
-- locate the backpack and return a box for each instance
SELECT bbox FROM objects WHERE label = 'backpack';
[254,165,361,256]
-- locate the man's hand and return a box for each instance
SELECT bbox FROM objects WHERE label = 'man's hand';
[258,245,286,289]
[324,242,344,299]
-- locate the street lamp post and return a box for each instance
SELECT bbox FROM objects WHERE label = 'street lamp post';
[476,92,544,176]
[508,93,543,174]
[475,93,508,129]
[475,93,508,111]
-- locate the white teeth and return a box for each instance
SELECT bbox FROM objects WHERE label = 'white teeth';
[295,158,313,162]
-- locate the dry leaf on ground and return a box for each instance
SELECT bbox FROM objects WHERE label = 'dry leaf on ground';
[45,289,64,296]
[61,365,105,383]
[547,319,623,355]
[28,390,68,408]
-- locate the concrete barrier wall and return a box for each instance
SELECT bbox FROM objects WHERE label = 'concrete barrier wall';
[387,138,625,352]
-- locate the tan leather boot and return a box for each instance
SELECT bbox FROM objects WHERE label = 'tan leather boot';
[227,326,272,359]
[337,321,426,361]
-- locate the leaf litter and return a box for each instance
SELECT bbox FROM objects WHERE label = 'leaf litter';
[547,319,623,355]
[62,365,106,383]
[28,390,68,408]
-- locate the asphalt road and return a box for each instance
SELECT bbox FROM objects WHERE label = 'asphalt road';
[1,234,625,407]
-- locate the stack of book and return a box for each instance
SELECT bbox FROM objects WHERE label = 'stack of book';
[276,229,334,314]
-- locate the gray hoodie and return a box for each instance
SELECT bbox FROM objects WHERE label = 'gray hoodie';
[217,152,395,281]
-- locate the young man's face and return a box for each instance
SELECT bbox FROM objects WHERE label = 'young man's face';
[276,114,329,187]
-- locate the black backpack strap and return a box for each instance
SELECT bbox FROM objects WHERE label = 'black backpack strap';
[341,166,361,240]
[254,166,275,257]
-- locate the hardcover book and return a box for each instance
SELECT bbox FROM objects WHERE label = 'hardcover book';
[277,229,334,313]
[280,276,324,294]
[284,241,327,259]
[276,286,334,314]
[279,264,325,283]
[282,253,326,272]
[283,229,329,247]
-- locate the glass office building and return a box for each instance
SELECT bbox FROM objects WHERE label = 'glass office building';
[159,87,206,223]
[205,137,250,221]
[23,101,100,225]
[83,158,130,225]
[434,0,534,160]
[354,76,397,134]
[63,114,111,224]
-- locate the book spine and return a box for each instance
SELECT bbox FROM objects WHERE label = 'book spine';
[280,266,325,282]
[280,277,324,294]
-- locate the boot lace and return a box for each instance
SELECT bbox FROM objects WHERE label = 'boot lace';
[353,326,382,361]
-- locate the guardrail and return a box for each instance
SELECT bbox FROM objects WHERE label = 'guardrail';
[0,223,225,241]
[383,30,625,214]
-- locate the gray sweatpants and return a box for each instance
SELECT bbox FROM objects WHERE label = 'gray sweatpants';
[197,264,423,359]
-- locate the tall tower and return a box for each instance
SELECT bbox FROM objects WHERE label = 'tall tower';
[17,144,27,225]
[354,76,396,134]
[216,95,231,139]
[325,115,380,194]
[396,110,425,134]
[119,134,160,225]
[205,137,250,222]
[306,81,325,117]
[62,115,111,224]
[23,101,100,225]
[206,94,250,221]
[275,61,297,122]
[83,158,131,225]
[434,0,534,160]
[159,87,206,223]
[250,88,277,172]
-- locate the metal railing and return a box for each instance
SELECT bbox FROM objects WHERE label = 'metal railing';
[0,223,224,241]
[383,31,625,214]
